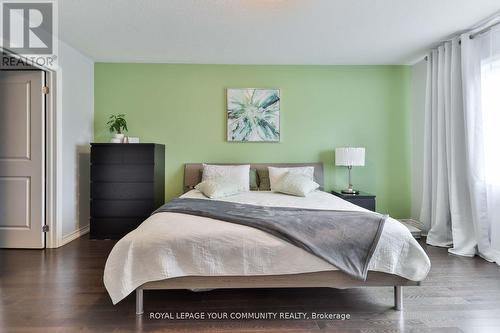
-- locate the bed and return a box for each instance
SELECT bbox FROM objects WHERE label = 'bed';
[103,163,431,315]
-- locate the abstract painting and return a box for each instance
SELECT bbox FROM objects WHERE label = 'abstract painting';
[227,88,280,142]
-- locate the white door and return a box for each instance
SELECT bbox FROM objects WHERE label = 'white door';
[0,71,45,248]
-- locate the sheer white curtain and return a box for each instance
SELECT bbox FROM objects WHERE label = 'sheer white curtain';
[420,27,500,264]
[420,39,475,254]
[461,27,500,263]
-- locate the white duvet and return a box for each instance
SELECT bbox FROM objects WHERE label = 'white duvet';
[104,190,431,304]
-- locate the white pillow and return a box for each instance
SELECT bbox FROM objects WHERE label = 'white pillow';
[195,180,242,199]
[202,164,250,192]
[268,166,315,191]
[273,173,320,197]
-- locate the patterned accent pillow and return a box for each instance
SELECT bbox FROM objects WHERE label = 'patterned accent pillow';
[195,180,242,199]
[249,168,258,191]
[273,172,320,197]
[257,168,271,191]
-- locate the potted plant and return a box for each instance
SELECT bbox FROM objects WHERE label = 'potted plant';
[107,114,128,143]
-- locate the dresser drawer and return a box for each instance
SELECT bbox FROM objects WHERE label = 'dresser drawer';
[91,182,153,200]
[91,199,155,217]
[90,217,146,239]
[91,164,154,182]
[91,145,155,164]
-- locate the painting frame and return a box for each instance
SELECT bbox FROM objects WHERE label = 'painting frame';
[226,88,281,143]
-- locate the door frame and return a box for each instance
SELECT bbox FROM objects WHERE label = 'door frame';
[1,49,60,248]
[44,68,60,248]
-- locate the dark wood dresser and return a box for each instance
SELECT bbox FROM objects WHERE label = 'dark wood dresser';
[90,143,165,239]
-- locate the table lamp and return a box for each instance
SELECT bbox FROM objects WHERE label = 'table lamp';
[335,147,365,194]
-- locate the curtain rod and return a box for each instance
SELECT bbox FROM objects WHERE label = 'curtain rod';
[470,20,500,39]
[423,17,500,61]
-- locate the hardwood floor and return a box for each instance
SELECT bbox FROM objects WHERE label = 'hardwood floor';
[1,236,500,333]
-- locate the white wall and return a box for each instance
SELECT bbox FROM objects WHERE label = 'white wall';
[57,41,94,244]
[410,59,427,220]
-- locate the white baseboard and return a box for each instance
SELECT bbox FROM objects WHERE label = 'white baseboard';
[61,224,89,246]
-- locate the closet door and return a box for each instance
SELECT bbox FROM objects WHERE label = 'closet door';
[0,70,45,248]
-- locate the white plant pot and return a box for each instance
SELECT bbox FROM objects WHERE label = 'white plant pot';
[110,133,125,143]
[111,133,125,143]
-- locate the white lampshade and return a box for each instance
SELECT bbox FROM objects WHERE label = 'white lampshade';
[335,147,365,167]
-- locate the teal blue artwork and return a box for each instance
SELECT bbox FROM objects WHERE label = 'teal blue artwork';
[227,88,280,142]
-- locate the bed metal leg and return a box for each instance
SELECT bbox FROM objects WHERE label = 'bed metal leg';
[394,286,403,311]
[136,288,144,315]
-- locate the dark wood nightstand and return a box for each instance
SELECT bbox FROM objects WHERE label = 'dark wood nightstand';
[331,190,376,212]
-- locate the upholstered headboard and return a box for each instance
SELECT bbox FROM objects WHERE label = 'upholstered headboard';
[184,163,324,192]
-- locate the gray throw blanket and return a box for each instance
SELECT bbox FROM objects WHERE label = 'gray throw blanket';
[153,198,386,280]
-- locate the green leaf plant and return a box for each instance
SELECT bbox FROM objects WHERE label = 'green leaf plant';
[107,114,128,134]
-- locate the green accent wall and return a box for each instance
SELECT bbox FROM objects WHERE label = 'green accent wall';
[94,64,411,218]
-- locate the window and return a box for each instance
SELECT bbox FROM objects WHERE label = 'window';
[481,55,500,184]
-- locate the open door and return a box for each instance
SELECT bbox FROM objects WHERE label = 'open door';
[0,70,45,248]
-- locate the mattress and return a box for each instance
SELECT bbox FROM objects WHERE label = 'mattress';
[104,190,431,304]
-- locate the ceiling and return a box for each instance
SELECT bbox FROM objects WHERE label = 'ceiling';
[59,0,500,65]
